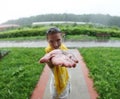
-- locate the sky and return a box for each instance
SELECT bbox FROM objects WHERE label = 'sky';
[0,0,120,24]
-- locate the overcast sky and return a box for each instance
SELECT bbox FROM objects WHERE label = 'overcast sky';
[0,0,120,24]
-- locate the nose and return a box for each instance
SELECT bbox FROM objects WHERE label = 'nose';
[53,42,59,49]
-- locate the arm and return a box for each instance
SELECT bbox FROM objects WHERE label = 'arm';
[39,49,78,68]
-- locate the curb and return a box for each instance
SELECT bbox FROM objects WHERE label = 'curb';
[31,65,50,99]
[76,49,99,99]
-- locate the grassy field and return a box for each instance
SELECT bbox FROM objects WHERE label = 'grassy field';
[0,47,120,99]
[0,36,46,41]
[79,47,120,99]
[0,35,120,41]
[0,48,45,99]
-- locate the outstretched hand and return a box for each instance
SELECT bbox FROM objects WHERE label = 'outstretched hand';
[39,49,78,68]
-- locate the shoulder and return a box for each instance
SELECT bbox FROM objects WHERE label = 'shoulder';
[45,45,53,53]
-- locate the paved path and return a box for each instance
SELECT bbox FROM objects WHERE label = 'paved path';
[31,49,98,99]
[0,40,120,48]
[43,50,90,99]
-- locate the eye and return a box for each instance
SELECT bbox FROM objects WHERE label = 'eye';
[57,39,61,42]
[49,40,53,43]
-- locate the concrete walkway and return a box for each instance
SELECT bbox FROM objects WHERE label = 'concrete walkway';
[31,49,98,99]
[0,40,120,48]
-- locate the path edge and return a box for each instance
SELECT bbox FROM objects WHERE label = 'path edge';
[76,49,99,99]
[31,65,50,99]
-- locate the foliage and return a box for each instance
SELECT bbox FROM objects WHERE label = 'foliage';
[0,35,120,41]
[64,35,96,41]
[0,25,120,39]
[0,28,47,38]
[0,36,46,41]
[79,48,120,99]
[0,50,10,59]
[2,14,120,27]
[0,48,45,99]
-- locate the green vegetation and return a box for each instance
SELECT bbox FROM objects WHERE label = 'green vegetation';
[0,24,120,40]
[3,14,120,27]
[79,48,120,99]
[0,27,47,38]
[65,35,98,41]
[0,35,120,41]
[0,50,10,59]
[0,36,46,41]
[0,48,45,99]
[0,35,96,41]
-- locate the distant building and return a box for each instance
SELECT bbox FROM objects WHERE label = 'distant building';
[32,21,88,26]
[0,24,20,31]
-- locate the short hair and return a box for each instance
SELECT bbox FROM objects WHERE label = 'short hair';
[46,27,61,35]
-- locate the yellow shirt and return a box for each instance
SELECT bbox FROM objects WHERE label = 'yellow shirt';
[45,44,69,96]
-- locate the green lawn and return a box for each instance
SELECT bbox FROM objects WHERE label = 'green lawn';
[65,35,96,41]
[0,36,46,41]
[0,48,45,99]
[0,35,120,41]
[79,47,120,99]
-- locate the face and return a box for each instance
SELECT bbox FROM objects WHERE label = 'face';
[47,33,62,49]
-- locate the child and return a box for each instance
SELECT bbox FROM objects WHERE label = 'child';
[39,27,78,99]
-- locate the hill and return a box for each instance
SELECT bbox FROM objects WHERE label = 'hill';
[2,13,120,27]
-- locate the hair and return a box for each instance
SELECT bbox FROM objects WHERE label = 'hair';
[46,27,61,36]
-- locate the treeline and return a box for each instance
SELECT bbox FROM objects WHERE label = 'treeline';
[2,14,120,27]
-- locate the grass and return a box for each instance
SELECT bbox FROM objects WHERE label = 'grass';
[0,50,10,59]
[65,35,96,41]
[0,35,120,41]
[79,47,120,99]
[0,48,45,99]
[0,36,46,41]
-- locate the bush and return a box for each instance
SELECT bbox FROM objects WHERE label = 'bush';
[0,25,120,38]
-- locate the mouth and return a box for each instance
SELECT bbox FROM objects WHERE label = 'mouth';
[54,47,59,49]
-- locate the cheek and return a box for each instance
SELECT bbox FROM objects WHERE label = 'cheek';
[58,40,62,44]
[58,40,62,46]
[49,42,54,47]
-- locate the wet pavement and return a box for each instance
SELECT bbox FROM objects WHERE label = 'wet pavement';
[0,40,120,48]
[42,49,97,99]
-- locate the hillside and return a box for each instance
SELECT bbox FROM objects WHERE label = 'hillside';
[2,13,120,27]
